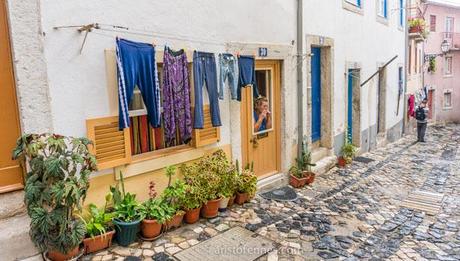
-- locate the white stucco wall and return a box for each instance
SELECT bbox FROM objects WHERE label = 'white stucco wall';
[303,0,405,141]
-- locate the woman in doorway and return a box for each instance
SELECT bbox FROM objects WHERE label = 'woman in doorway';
[254,96,272,132]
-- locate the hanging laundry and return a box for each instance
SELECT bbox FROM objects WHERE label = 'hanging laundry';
[237,55,259,101]
[408,94,415,118]
[163,47,192,146]
[116,38,161,130]
[219,53,238,100]
[193,51,222,129]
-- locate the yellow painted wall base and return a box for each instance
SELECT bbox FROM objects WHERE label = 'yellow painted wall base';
[85,144,231,207]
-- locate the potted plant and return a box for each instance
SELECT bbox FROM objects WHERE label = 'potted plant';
[409,18,425,33]
[210,150,237,211]
[298,143,316,185]
[161,166,186,229]
[199,169,221,218]
[12,134,97,261]
[139,181,168,239]
[80,193,115,254]
[340,141,357,166]
[111,172,144,247]
[289,165,306,188]
[428,56,436,73]
[181,165,206,224]
[235,161,257,205]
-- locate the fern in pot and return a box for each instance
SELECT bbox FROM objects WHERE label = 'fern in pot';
[12,134,97,261]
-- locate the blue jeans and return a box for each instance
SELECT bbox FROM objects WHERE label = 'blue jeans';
[237,55,259,101]
[116,38,161,130]
[219,53,238,100]
[193,51,222,129]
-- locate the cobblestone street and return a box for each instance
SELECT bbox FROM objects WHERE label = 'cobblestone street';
[87,124,460,261]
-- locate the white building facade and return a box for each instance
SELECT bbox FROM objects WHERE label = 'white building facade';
[1,1,405,259]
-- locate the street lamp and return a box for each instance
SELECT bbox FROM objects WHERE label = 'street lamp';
[441,39,450,54]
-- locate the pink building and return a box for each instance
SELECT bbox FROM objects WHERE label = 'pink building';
[424,0,460,123]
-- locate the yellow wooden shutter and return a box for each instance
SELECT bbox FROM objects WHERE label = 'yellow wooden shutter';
[192,105,220,147]
[86,116,132,170]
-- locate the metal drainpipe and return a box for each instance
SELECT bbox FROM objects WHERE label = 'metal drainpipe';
[297,0,304,157]
[403,0,409,134]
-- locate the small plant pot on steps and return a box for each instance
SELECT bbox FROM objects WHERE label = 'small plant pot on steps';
[227,195,236,208]
[113,219,141,247]
[201,198,221,218]
[235,192,249,205]
[337,156,347,168]
[83,230,115,254]
[46,246,81,261]
[289,174,307,188]
[218,197,230,212]
[141,219,162,239]
[184,207,201,224]
[303,171,316,185]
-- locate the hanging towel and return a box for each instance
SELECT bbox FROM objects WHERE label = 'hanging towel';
[116,38,161,130]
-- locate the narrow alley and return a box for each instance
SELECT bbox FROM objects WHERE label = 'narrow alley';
[85,124,460,261]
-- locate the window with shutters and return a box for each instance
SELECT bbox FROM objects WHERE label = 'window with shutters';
[87,50,221,170]
[445,56,453,76]
[430,15,436,32]
[377,0,388,18]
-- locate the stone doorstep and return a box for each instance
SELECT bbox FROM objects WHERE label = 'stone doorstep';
[257,173,288,194]
[0,213,40,261]
[0,190,26,220]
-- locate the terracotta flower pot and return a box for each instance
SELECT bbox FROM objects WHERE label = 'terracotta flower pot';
[141,219,162,239]
[165,212,184,229]
[184,207,201,224]
[200,198,221,218]
[289,174,307,188]
[218,197,230,212]
[83,230,115,254]
[235,192,248,205]
[47,246,80,261]
[227,195,236,208]
[304,171,316,185]
[337,156,347,168]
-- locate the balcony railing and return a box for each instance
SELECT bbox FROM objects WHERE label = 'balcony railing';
[443,32,460,51]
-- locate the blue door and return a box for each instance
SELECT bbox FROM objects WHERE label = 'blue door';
[347,69,353,143]
[311,47,321,142]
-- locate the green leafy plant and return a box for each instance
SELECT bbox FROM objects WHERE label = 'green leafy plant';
[409,18,425,28]
[111,172,143,222]
[296,142,316,172]
[235,160,257,197]
[289,165,303,178]
[12,134,97,254]
[180,165,207,209]
[341,142,357,164]
[141,198,174,224]
[428,56,436,73]
[81,193,114,238]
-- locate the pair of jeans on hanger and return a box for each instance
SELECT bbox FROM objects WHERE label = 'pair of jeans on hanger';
[193,51,222,129]
[219,53,238,100]
[237,55,259,101]
[116,38,161,130]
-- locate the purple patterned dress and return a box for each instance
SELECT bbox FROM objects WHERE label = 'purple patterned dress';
[162,47,192,146]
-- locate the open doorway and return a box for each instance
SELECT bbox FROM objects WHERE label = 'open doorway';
[377,67,387,134]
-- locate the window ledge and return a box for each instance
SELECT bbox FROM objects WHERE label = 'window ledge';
[376,15,389,26]
[443,106,453,110]
[114,144,224,180]
[342,1,363,15]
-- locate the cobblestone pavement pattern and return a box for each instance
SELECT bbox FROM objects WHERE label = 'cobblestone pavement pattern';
[85,124,460,261]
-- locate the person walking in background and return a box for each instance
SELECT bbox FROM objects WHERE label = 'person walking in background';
[415,99,429,142]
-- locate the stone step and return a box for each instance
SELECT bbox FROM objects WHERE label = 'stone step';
[311,147,329,164]
[257,173,288,194]
[0,213,39,260]
[0,190,26,220]
[311,155,337,175]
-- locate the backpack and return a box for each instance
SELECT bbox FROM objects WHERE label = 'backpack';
[415,107,426,121]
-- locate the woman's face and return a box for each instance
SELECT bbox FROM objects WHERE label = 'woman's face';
[257,101,269,113]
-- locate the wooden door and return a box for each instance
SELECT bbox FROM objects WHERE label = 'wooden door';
[311,47,322,142]
[0,0,23,193]
[428,90,434,119]
[241,60,281,178]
